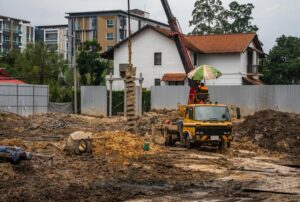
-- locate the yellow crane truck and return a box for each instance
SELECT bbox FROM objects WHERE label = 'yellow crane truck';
[164,104,236,150]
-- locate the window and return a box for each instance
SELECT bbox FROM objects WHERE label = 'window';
[120,30,126,40]
[193,52,197,66]
[45,31,58,41]
[106,33,114,40]
[155,79,161,86]
[106,46,113,51]
[194,106,230,122]
[120,17,127,27]
[92,18,97,29]
[75,20,81,30]
[106,19,114,28]
[4,35,9,41]
[168,81,184,86]
[154,52,162,66]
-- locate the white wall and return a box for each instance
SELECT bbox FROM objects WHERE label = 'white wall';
[108,28,184,90]
[197,53,244,85]
[20,24,27,51]
[109,28,261,89]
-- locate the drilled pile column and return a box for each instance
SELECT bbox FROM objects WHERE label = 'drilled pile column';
[125,65,136,132]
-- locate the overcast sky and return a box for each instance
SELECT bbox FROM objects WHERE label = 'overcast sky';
[1,0,299,52]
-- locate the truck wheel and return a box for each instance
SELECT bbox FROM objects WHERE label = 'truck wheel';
[185,135,192,149]
[218,141,227,151]
[164,129,173,146]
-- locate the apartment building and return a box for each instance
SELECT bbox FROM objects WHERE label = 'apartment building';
[65,9,169,62]
[0,15,34,56]
[35,25,68,59]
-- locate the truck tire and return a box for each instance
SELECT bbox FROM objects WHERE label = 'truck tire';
[185,135,192,149]
[227,141,231,148]
[218,141,227,151]
[164,129,174,146]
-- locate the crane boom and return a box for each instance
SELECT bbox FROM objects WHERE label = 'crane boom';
[160,0,195,75]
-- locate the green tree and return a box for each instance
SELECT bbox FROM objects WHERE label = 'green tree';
[190,0,226,34]
[14,42,65,85]
[262,35,300,84]
[77,40,109,85]
[189,0,258,34]
[226,1,258,33]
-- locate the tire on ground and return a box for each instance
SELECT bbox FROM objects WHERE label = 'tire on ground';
[218,141,227,151]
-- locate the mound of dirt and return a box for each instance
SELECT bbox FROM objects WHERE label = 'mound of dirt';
[0,112,126,138]
[93,131,164,162]
[136,110,179,135]
[237,110,300,154]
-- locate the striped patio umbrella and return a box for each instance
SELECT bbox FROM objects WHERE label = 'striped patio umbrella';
[187,64,222,81]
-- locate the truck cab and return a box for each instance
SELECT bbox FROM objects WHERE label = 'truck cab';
[164,104,233,150]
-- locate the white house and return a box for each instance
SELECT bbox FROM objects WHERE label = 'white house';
[103,25,265,90]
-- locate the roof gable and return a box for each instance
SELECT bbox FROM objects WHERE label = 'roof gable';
[102,25,264,58]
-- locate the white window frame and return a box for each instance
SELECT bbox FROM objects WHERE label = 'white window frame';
[106,19,114,28]
[106,33,114,41]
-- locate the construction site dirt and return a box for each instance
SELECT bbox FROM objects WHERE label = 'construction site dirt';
[0,110,299,201]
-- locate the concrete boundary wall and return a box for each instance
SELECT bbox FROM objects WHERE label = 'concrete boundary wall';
[0,84,49,116]
[151,85,300,115]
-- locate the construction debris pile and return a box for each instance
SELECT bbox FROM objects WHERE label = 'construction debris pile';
[237,110,300,154]
[0,112,126,138]
[136,109,180,134]
[93,131,163,160]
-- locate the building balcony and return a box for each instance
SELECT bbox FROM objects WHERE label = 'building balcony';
[13,29,22,35]
[45,40,58,44]
[247,65,261,75]
[3,28,10,33]
[13,41,22,46]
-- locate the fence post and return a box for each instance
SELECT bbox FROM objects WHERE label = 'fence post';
[16,84,19,115]
[32,85,35,115]
[139,73,143,116]
[109,73,113,117]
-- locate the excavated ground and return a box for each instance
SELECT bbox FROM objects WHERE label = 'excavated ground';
[0,111,299,201]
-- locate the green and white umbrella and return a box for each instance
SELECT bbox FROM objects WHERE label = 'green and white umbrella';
[187,64,222,81]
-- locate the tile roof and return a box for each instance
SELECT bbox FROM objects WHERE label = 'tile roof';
[185,33,261,53]
[242,76,264,85]
[162,73,186,81]
[0,68,27,84]
[102,25,265,58]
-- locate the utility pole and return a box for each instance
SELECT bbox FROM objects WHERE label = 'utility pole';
[72,19,78,114]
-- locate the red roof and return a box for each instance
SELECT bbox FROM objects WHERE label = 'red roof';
[152,26,263,54]
[185,33,261,54]
[162,73,186,81]
[242,77,264,85]
[0,68,27,84]
[102,25,265,57]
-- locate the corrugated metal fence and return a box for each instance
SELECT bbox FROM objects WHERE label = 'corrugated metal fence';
[151,85,300,115]
[81,86,142,117]
[81,86,107,116]
[0,84,49,116]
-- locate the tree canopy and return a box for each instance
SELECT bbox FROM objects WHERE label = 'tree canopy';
[262,35,300,84]
[77,40,110,85]
[190,0,258,35]
[189,0,226,34]
[1,42,72,102]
